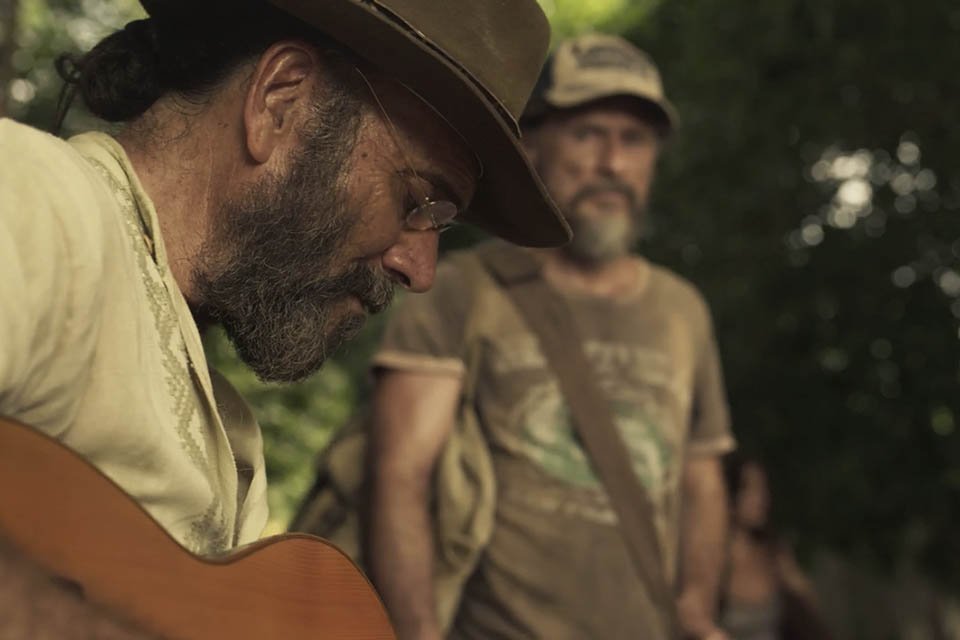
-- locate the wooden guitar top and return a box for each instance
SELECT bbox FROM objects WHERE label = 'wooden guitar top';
[0,417,396,639]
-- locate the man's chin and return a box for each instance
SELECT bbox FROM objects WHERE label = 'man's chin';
[563,218,641,265]
[230,310,368,384]
[563,241,632,266]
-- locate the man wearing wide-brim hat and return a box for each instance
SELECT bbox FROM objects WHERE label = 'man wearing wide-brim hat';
[0,0,567,635]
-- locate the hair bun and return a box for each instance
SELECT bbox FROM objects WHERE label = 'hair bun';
[60,17,165,122]
[56,0,314,126]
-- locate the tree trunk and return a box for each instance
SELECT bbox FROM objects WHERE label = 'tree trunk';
[0,0,20,118]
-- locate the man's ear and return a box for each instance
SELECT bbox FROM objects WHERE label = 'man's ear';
[243,41,318,164]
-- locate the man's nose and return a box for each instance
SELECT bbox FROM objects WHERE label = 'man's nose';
[597,138,629,178]
[381,231,439,293]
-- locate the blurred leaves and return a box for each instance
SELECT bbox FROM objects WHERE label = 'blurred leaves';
[536,0,665,42]
[2,0,143,128]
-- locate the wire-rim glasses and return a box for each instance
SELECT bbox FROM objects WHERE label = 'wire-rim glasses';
[354,67,461,234]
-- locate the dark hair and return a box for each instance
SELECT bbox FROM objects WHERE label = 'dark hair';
[723,451,762,503]
[55,1,352,130]
[723,450,782,543]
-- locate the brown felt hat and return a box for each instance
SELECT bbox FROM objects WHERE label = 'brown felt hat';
[142,0,571,247]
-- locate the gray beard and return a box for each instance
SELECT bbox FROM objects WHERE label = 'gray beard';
[565,213,637,265]
[193,89,395,383]
[562,184,644,266]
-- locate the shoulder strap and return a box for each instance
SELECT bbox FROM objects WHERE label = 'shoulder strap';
[475,242,680,639]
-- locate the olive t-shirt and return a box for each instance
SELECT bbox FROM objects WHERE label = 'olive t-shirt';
[374,244,735,639]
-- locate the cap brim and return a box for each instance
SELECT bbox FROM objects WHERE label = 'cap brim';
[546,84,680,131]
[269,0,572,248]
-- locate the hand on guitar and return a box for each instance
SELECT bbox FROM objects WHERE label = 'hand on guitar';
[0,539,157,640]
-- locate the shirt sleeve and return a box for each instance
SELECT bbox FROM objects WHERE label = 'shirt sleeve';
[0,210,33,404]
[0,162,68,411]
[0,122,103,431]
[373,255,476,377]
[687,306,736,457]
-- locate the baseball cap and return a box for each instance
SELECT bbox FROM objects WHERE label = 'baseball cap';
[527,32,678,131]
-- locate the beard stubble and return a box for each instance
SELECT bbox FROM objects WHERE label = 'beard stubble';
[193,85,396,383]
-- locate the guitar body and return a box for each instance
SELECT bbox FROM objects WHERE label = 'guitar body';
[0,417,396,639]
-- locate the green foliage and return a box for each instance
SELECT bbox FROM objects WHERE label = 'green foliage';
[4,0,142,129]
[536,0,664,42]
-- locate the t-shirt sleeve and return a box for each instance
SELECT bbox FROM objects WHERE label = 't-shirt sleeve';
[687,305,736,457]
[373,256,475,377]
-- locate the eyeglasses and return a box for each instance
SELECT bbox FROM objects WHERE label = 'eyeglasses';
[354,67,461,234]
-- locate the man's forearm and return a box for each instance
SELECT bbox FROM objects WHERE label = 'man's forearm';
[677,457,729,636]
[366,370,462,640]
[679,495,727,611]
[367,474,443,640]
[0,538,154,640]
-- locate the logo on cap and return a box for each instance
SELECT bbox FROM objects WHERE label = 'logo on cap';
[572,43,655,81]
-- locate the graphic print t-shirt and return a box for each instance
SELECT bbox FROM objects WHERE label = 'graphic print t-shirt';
[374,244,735,639]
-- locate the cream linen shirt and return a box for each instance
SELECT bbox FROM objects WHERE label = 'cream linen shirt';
[0,119,268,555]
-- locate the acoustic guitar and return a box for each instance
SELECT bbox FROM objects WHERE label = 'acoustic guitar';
[0,416,396,639]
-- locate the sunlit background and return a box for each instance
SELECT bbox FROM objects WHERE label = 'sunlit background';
[2,0,958,637]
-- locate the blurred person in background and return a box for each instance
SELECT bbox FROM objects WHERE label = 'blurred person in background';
[719,453,834,640]
[362,33,735,640]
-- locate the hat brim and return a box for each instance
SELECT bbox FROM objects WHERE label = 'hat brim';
[270,0,572,248]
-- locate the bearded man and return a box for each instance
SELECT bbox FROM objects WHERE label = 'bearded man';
[0,0,569,636]
[364,34,735,639]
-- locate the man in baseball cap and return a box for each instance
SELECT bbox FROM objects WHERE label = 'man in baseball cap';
[361,33,733,639]
[0,0,566,635]
[525,31,679,129]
